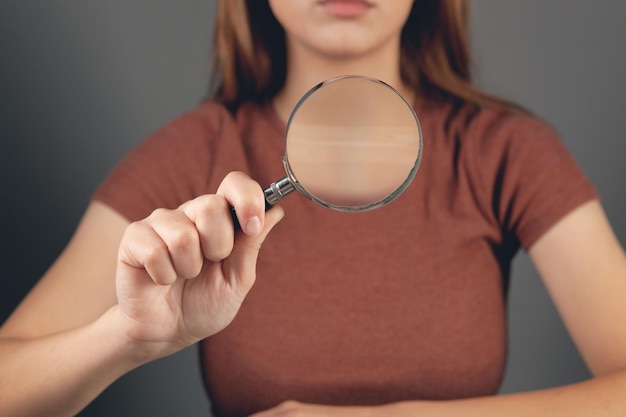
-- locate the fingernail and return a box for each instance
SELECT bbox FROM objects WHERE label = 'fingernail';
[245,216,262,236]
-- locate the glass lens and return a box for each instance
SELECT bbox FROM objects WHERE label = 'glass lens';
[284,75,422,211]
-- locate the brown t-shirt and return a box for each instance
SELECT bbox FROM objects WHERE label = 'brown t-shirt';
[93,97,597,416]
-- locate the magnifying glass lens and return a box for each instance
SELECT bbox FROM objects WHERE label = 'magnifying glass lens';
[233,76,422,231]
[284,76,422,211]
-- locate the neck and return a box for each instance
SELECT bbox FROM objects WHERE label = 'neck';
[272,39,413,122]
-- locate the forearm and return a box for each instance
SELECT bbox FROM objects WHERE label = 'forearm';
[0,306,149,417]
[382,370,626,416]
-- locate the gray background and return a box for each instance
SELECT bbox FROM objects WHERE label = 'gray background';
[0,1,624,416]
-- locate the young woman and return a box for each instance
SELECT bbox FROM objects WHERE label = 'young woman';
[2,1,626,416]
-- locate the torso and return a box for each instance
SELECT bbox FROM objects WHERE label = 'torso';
[201,100,508,416]
[95,97,596,417]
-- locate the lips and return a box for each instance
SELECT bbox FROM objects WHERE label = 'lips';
[318,0,374,18]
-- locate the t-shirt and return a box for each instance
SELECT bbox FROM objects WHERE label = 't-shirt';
[93,96,597,417]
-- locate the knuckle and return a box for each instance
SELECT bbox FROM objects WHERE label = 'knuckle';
[195,194,227,218]
[168,227,198,253]
[123,220,145,238]
[218,171,253,196]
[148,207,171,221]
[223,170,245,183]
[143,240,169,267]
[206,242,233,263]
[278,400,301,411]
[188,259,204,278]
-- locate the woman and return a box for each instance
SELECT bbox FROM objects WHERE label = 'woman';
[1,1,625,416]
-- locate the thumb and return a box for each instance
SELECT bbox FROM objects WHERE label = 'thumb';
[223,205,285,294]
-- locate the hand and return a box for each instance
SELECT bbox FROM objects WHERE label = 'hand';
[250,401,374,417]
[114,171,284,358]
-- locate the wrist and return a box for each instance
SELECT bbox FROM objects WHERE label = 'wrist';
[100,305,177,367]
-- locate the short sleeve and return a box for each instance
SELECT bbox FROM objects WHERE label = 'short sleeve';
[474,111,598,250]
[92,102,228,222]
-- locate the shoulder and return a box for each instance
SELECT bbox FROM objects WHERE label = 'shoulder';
[92,100,268,221]
[470,105,560,156]
[418,97,563,168]
[420,98,569,183]
[425,99,567,174]
[445,101,595,248]
[152,100,235,146]
[428,99,559,148]
[157,99,276,145]
[128,99,278,163]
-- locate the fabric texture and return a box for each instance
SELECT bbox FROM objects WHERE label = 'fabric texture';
[93,96,597,417]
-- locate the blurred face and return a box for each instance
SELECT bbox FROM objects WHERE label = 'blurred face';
[268,0,415,60]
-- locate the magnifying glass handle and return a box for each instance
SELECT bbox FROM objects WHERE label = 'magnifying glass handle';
[230,176,295,231]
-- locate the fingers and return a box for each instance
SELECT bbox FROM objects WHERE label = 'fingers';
[119,208,204,284]
[119,220,178,285]
[225,204,284,294]
[180,194,235,262]
[216,171,266,236]
[119,171,278,287]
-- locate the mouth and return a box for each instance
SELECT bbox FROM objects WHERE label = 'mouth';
[318,0,374,19]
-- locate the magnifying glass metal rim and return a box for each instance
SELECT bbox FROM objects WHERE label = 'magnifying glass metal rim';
[268,74,423,212]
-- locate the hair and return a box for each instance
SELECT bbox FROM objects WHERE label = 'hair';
[209,0,513,111]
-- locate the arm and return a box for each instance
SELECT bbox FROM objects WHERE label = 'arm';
[251,199,626,417]
[0,203,138,416]
[0,202,132,417]
[0,172,284,417]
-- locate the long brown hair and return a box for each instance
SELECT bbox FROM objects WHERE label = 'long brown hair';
[209,0,509,110]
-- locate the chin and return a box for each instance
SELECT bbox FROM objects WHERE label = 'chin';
[312,37,375,59]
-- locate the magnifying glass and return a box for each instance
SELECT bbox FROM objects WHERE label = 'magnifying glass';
[233,75,422,228]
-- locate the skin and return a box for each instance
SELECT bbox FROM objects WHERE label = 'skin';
[1,1,626,416]
[269,0,416,120]
[0,172,284,417]
[260,1,626,415]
